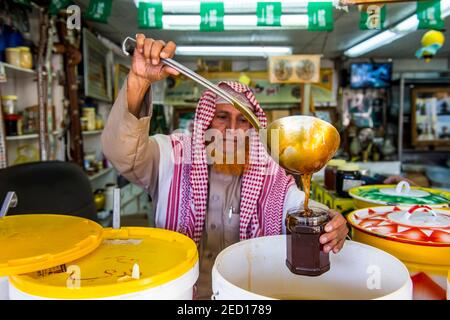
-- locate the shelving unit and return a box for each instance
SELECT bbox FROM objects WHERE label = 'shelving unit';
[82,130,102,136]
[0,62,37,77]
[88,167,113,181]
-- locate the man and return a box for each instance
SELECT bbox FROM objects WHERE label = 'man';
[102,35,348,299]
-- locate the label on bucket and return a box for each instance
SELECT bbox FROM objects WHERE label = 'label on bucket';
[102,239,143,245]
[36,264,67,278]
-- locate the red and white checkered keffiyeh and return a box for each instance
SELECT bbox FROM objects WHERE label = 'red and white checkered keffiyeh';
[165,81,295,244]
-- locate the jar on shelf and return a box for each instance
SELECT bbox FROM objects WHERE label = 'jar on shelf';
[18,46,33,69]
[4,114,23,136]
[82,107,96,131]
[324,159,346,191]
[336,163,363,198]
[1,95,18,115]
[5,48,21,67]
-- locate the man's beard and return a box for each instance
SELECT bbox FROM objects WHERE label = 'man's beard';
[208,139,250,176]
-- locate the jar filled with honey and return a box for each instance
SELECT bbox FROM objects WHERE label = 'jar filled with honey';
[286,205,330,276]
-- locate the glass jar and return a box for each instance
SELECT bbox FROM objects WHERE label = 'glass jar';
[324,159,346,191]
[336,163,362,198]
[5,47,21,67]
[1,95,18,115]
[286,206,330,276]
[18,46,33,69]
[4,114,22,136]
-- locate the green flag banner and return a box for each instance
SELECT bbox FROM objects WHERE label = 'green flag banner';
[85,0,113,24]
[308,2,333,31]
[417,0,444,30]
[49,0,72,15]
[13,0,32,7]
[257,2,281,27]
[200,2,224,32]
[138,2,163,29]
[360,5,386,30]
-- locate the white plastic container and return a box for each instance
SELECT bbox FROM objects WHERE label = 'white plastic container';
[9,262,198,300]
[0,276,9,300]
[212,236,412,300]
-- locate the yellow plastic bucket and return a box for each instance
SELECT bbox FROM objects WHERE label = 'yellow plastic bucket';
[0,214,103,300]
[348,206,450,300]
[9,227,199,300]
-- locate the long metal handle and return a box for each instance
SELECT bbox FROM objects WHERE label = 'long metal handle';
[0,191,17,218]
[122,36,261,130]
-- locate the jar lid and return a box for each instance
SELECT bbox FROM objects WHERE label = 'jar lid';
[327,159,346,167]
[1,95,18,100]
[338,163,360,171]
[287,206,329,226]
[4,114,21,120]
[17,46,30,51]
[6,48,21,52]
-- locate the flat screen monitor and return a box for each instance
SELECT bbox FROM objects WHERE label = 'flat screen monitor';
[350,63,392,89]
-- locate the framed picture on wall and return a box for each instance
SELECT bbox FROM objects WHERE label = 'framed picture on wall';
[173,107,196,132]
[114,64,130,99]
[314,106,338,125]
[411,87,450,146]
[83,28,113,102]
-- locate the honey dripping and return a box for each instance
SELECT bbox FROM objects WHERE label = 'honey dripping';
[300,173,313,216]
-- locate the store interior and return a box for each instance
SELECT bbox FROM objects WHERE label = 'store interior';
[0,0,449,301]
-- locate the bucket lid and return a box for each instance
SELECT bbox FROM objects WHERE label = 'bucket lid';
[1,95,18,100]
[349,183,450,207]
[347,206,450,247]
[9,227,199,299]
[327,159,346,167]
[0,214,103,276]
[338,163,359,171]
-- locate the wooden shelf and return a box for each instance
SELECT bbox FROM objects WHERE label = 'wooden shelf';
[82,130,103,136]
[6,131,59,142]
[6,133,38,141]
[0,62,36,79]
[88,167,114,181]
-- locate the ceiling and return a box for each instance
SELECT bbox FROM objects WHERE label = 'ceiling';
[74,0,450,61]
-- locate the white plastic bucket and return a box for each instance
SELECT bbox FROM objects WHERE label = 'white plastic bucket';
[212,236,412,300]
[9,262,198,300]
[0,276,9,300]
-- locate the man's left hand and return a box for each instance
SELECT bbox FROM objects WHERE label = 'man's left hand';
[319,210,349,254]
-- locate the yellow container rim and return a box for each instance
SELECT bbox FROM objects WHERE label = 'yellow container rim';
[1,95,18,100]
[9,227,199,299]
[0,214,103,276]
[347,206,450,248]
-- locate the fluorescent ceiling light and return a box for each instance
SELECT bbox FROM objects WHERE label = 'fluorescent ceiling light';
[134,0,309,13]
[162,14,307,30]
[175,46,293,57]
[345,1,450,57]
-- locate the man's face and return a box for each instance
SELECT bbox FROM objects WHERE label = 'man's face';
[210,103,252,133]
[207,103,252,175]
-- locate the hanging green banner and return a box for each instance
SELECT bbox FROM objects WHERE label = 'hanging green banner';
[49,0,72,15]
[417,0,444,30]
[85,0,113,23]
[308,2,333,31]
[138,2,163,29]
[200,2,224,32]
[360,5,386,30]
[13,0,32,7]
[257,2,281,27]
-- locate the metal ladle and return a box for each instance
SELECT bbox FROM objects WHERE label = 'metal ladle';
[121,37,340,176]
[122,37,261,130]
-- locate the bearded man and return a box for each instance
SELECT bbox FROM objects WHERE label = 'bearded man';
[102,35,348,299]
